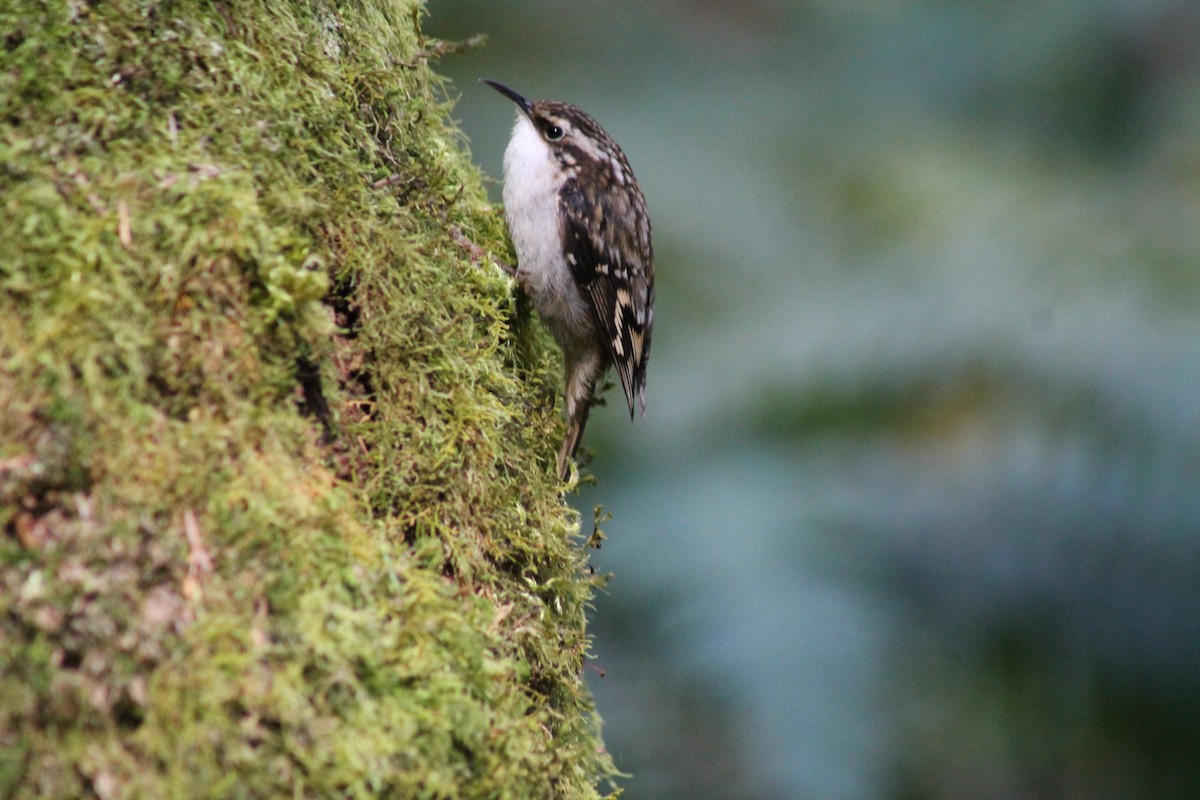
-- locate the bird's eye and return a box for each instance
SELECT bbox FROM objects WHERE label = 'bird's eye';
[545,124,564,142]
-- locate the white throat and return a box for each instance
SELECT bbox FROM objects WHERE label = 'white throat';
[500,114,594,347]
[501,116,559,215]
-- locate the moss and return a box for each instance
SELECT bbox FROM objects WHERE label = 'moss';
[0,1,614,798]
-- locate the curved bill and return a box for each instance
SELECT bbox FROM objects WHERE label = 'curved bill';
[481,79,533,116]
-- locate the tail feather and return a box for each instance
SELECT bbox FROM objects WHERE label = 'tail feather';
[556,404,592,481]
[558,349,605,481]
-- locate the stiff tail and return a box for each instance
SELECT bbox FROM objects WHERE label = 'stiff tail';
[557,349,605,481]
[556,404,592,481]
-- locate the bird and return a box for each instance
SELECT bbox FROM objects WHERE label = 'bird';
[483,79,654,481]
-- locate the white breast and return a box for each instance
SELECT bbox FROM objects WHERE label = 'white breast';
[502,116,594,347]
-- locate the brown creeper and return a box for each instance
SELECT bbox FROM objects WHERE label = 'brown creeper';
[484,80,654,481]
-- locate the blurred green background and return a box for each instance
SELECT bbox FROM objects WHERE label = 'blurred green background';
[427,1,1200,798]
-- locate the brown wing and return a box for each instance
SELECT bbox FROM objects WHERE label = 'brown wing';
[559,178,654,417]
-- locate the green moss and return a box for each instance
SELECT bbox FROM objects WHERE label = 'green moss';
[0,1,614,797]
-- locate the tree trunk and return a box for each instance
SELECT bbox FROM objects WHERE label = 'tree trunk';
[0,2,613,797]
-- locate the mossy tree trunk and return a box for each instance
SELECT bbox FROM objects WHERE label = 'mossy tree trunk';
[0,2,614,797]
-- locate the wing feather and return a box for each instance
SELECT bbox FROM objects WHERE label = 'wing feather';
[559,180,654,416]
